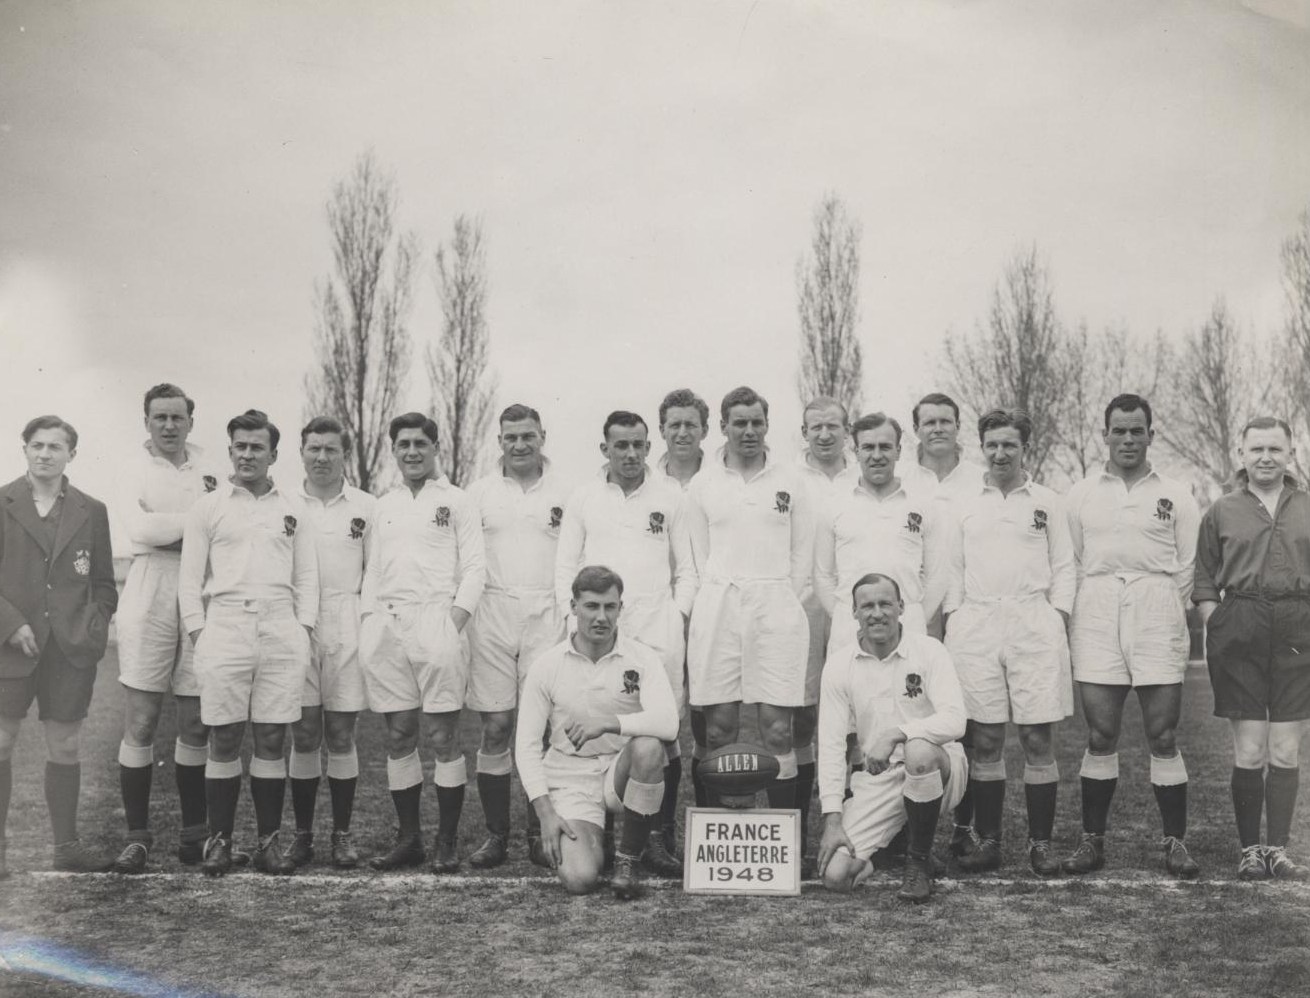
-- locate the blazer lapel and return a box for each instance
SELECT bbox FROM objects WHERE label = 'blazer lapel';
[52,488,88,562]
[2,482,52,555]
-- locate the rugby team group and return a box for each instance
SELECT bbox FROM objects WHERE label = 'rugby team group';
[0,382,1305,903]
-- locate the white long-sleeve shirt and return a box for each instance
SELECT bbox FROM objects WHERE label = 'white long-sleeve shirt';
[178,480,319,632]
[1064,466,1199,603]
[818,632,967,814]
[115,441,220,555]
[299,482,374,597]
[361,476,486,615]
[554,470,697,614]
[944,477,1076,614]
[515,635,678,801]
[902,455,988,512]
[814,480,947,618]
[686,450,813,593]
[466,463,570,595]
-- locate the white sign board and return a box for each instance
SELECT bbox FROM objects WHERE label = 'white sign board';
[682,807,801,896]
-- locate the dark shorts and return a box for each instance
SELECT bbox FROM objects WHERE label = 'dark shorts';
[1206,595,1310,722]
[0,642,98,723]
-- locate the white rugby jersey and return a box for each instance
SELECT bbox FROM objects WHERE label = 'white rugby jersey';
[515,634,678,801]
[814,479,946,617]
[115,441,221,556]
[299,482,374,597]
[466,462,570,595]
[817,632,966,814]
[686,450,813,592]
[795,452,859,508]
[361,476,486,614]
[943,476,1076,614]
[178,479,319,632]
[902,455,987,514]
[554,469,697,613]
[1064,466,1199,602]
[656,451,703,493]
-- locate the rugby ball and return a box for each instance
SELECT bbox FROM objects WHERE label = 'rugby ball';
[697,743,781,797]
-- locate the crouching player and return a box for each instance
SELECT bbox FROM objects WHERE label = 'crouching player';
[516,566,678,900]
[816,574,967,903]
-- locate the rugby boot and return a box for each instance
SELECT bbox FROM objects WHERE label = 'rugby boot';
[1237,844,1269,881]
[642,829,682,878]
[1265,845,1310,880]
[253,831,296,876]
[177,824,210,865]
[611,852,643,900]
[1028,839,1061,878]
[112,841,150,875]
[429,836,460,874]
[957,836,1002,874]
[948,823,979,858]
[368,830,425,871]
[469,833,509,870]
[201,835,234,878]
[526,834,552,869]
[1161,836,1200,880]
[1061,832,1106,875]
[330,830,361,869]
[896,851,933,904]
[286,830,315,868]
[52,839,114,873]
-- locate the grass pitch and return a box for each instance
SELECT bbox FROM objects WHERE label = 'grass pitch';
[1,650,1307,997]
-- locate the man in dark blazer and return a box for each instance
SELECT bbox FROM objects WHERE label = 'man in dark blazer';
[0,415,118,875]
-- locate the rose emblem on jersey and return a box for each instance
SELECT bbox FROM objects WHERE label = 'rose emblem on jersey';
[1156,498,1173,522]
[906,511,922,534]
[349,517,365,540]
[73,549,91,576]
[202,475,217,493]
[648,511,665,535]
[904,673,923,699]
[622,669,640,695]
[1032,508,1047,532]
[548,506,563,529]
[774,491,791,514]
[283,515,297,537]
[434,506,451,527]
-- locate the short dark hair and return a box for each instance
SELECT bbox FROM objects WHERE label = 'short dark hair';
[851,412,903,446]
[720,386,769,423]
[1104,394,1153,431]
[912,392,960,430]
[300,415,352,453]
[658,389,709,430]
[977,408,1032,446]
[803,396,849,427]
[603,410,648,440]
[389,412,439,445]
[571,565,625,600]
[851,572,903,608]
[1242,416,1293,442]
[226,409,280,450]
[499,403,542,429]
[21,415,78,450]
[143,383,195,418]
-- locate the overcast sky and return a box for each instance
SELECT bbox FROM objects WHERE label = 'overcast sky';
[2,0,1309,546]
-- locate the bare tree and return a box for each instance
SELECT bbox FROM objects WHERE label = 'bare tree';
[304,152,417,493]
[427,214,497,486]
[940,245,1072,481]
[1277,208,1310,480]
[796,193,863,416]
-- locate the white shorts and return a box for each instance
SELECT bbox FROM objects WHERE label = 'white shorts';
[828,602,927,668]
[802,588,830,708]
[687,579,809,708]
[116,551,199,696]
[303,592,367,712]
[466,590,564,713]
[621,594,686,718]
[945,598,1072,725]
[543,751,622,828]
[841,743,968,859]
[1070,574,1189,687]
[195,600,308,726]
[360,600,467,714]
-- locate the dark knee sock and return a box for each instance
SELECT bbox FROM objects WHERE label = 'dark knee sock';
[1080,778,1118,835]
[175,763,208,830]
[44,762,80,844]
[904,796,943,857]
[328,777,356,832]
[692,760,708,808]
[1266,766,1299,848]
[206,775,241,839]
[1025,782,1058,841]
[249,778,286,839]
[1152,783,1188,839]
[120,765,152,838]
[618,806,653,858]
[660,759,681,830]
[1231,766,1265,849]
[392,784,422,838]
[477,772,511,837]
[525,793,541,837]
[290,777,320,832]
[435,784,465,842]
[953,781,974,828]
[970,778,1006,841]
[795,760,816,838]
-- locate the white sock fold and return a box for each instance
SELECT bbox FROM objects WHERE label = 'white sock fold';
[432,756,469,788]
[1080,751,1119,781]
[289,749,323,780]
[476,750,513,776]
[903,769,944,803]
[1150,753,1188,787]
[118,741,153,769]
[326,749,359,780]
[386,751,423,791]
[622,777,664,815]
[249,756,287,780]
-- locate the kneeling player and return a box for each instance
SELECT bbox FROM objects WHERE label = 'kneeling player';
[516,566,678,899]
[816,575,967,902]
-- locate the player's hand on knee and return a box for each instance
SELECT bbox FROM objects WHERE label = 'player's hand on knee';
[8,624,39,658]
[816,815,854,877]
[538,807,576,869]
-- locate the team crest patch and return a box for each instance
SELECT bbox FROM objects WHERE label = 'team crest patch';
[434,506,451,527]
[202,475,217,493]
[622,669,640,695]
[648,511,665,535]
[774,491,791,514]
[1156,498,1173,522]
[349,517,365,540]
[1032,508,1047,532]
[548,506,563,529]
[73,549,90,576]
[283,515,297,537]
[906,511,922,534]
[904,673,923,699]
